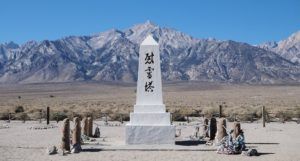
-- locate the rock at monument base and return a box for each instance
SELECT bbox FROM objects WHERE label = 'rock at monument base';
[46,146,57,155]
[125,125,175,144]
[71,143,81,154]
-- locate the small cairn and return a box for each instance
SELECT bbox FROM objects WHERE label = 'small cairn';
[209,117,217,140]
[71,117,81,153]
[46,145,57,155]
[61,118,70,152]
[81,117,88,136]
[202,118,209,138]
[87,117,93,137]
[216,118,227,143]
[232,122,241,140]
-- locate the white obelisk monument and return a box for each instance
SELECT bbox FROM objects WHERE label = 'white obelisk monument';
[125,35,175,144]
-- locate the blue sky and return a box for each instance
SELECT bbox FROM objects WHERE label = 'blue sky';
[0,0,299,45]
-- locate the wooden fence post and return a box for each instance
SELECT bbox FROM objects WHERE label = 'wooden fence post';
[219,105,223,118]
[170,113,173,125]
[120,114,123,124]
[262,106,266,127]
[47,107,50,125]
[8,113,11,123]
[233,113,236,122]
[105,113,108,125]
[39,109,42,123]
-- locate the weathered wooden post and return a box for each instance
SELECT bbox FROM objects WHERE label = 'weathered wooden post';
[233,113,236,122]
[170,112,173,125]
[22,114,26,123]
[281,113,285,123]
[72,117,81,152]
[203,118,209,138]
[219,105,223,118]
[216,118,227,143]
[39,109,42,123]
[195,126,200,138]
[232,122,241,140]
[61,118,70,151]
[120,114,123,124]
[105,113,108,125]
[81,117,88,135]
[209,117,217,140]
[8,113,11,123]
[87,117,93,137]
[46,107,50,125]
[262,106,266,127]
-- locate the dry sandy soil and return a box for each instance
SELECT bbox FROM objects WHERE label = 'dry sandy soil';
[0,82,299,119]
[0,120,299,161]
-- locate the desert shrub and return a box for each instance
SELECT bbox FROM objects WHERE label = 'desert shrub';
[295,108,300,118]
[226,114,236,122]
[122,114,130,121]
[27,111,42,120]
[72,113,83,120]
[237,113,256,122]
[275,111,293,121]
[189,109,202,117]
[51,111,68,121]
[0,113,10,120]
[230,106,258,122]
[14,112,30,120]
[202,107,219,117]
[102,109,113,115]
[109,113,129,121]
[171,110,187,121]
[81,111,96,118]
[15,105,24,113]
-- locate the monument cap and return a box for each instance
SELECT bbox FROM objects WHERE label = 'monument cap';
[141,35,158,46]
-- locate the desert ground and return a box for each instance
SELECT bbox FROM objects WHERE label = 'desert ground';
[0,120,299,161]
[0,82,299,119]
[0,82,300,161]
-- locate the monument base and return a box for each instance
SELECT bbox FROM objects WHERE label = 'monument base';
[125,125,175,145]
[130,112,171,125]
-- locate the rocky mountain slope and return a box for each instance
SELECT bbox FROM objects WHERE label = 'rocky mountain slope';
[260,31,300,64]
[0,21,300,84]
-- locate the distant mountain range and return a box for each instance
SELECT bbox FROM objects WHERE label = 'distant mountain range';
[0,21,300,84]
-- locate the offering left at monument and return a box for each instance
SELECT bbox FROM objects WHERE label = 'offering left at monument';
[125,35,175,145]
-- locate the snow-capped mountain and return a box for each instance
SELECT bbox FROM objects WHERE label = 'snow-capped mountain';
[0,21,300,84]
[260,31,300,64]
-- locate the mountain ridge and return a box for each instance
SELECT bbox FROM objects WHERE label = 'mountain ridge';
[0,21,300,84]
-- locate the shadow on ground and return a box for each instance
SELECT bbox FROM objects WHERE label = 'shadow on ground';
[175,140,206,146]
[246,142,279,145]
